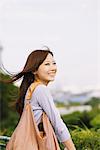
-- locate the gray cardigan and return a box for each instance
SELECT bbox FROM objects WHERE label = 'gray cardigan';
[25,84,71,142]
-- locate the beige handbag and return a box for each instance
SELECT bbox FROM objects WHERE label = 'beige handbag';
[6,82,61,150]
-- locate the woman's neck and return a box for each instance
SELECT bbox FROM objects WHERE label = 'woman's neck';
[34,78,49,86]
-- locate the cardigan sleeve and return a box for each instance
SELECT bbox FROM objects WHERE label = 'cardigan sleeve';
[33,84,71,142]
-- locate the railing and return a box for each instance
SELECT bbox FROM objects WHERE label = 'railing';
[0,136,10,149]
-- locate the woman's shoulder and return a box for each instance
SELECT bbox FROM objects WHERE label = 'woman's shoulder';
[33,84,53,104]
[34,84,48,94]
[27,82,52,101]
[25,83,47,100]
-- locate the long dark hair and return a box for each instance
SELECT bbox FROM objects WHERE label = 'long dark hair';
[1,49,53,116]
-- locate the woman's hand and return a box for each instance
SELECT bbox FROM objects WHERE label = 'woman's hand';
[62,138,76,150]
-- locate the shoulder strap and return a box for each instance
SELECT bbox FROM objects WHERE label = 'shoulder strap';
[26,81,42,100]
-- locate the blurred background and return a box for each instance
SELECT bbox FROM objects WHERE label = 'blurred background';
[0,0,100,149]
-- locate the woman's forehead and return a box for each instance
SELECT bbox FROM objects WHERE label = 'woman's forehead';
[44,53,55,62]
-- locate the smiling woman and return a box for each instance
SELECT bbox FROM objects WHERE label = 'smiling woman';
[2,47,76,150]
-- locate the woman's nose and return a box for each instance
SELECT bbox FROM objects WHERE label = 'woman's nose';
[50,65,57,71]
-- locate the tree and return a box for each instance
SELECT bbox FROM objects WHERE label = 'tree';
[0,72,19,134]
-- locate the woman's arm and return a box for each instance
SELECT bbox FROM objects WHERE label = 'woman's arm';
[34,85,76,149]
[62,138,76,150]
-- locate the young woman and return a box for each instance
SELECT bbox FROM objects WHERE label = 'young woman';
[3,49,76,150]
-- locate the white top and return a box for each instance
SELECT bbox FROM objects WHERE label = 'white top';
[25,84,71,142]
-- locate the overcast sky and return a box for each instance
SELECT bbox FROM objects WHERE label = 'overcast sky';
[0,0,100,93]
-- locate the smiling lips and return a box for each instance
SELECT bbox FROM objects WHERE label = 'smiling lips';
[48,72,56,76]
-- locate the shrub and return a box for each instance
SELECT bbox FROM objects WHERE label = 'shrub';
[90,114,100,129]
[61,111,92,130]
[62,108,100,130]
[61,111,83,129]
[71,127,100,150]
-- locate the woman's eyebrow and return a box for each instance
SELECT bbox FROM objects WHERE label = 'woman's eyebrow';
[44,60,56,62]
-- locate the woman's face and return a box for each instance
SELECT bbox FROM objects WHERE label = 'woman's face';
[34,53,57,85]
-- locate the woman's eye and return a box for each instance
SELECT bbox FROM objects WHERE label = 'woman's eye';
[45,63,50,65]
[45,62,56,65]
[53,62,56,65]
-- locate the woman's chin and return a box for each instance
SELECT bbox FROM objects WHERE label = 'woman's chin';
[48,78,55,82]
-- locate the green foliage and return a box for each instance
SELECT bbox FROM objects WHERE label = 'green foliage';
[61,108,100,149]
[55,102,66,108]
[62,111,92,129]
[85,97,100,107]
[87,107,100,120]
[69,102,80,106]
[0,72,19,135]
[59,127,100,150]
[62,107,100,130]
[87,108,100,129]
[90,114,100,129]
[62,111,81,128]
[71,128,100,150]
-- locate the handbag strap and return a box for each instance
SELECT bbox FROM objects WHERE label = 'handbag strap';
[26,80,43,100]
